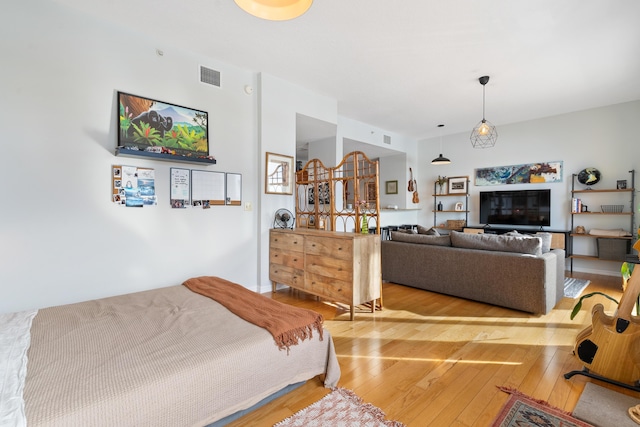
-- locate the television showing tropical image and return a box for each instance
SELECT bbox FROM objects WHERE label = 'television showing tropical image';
[117,91,209,158]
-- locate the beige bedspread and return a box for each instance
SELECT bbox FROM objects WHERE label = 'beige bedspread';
[23,285,340,427]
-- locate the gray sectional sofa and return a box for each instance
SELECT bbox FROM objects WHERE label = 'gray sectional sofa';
[381,230,564,314]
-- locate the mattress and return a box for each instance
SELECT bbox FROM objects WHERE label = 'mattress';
[18,285,340,426]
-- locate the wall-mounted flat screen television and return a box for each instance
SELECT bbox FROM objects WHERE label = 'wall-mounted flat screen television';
[117,91,208,158]
[479,189,551,227]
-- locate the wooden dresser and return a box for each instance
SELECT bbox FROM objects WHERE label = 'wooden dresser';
[269,228,381,320]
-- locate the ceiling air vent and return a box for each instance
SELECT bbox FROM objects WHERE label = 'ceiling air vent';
[200,66,221,87]
[383,135,391,145]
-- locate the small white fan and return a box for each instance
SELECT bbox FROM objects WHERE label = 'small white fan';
[273,208,295,229]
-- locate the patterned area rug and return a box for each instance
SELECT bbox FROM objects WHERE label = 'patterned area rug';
[492,387,594,427]
[564,277,591,298]
[273,387,406,427]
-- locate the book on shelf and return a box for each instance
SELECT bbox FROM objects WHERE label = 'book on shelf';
[571,198,582,213]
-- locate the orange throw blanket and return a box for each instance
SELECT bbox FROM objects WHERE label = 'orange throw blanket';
[183,276,324,351]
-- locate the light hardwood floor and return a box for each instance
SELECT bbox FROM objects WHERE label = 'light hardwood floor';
[227,272,636,426]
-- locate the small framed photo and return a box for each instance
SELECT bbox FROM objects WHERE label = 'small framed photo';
[454,202,464,211]
[385,180,398,194]
[448,176,468,194]
[617,180,627,190]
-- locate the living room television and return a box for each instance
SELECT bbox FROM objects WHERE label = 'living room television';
[479,189,551,227]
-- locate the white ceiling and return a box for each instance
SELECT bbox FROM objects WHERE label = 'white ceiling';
[55,0,640,141]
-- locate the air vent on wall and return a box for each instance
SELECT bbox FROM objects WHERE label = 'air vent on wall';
[383,135,391,145]
[200,66,221,87]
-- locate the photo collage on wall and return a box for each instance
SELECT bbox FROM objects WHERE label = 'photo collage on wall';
[112,165,157,207]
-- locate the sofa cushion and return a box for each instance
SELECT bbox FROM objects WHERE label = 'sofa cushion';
[417,225,440,235]
[449,230,541,255]
[390,231,451,246]
[536,232,552,253]
[505,230,552,253]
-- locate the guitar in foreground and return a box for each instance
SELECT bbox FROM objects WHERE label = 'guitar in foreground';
[571,265,640,386]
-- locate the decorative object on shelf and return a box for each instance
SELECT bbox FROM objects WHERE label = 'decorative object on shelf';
[454,202,464,211]
[470,76,498,148]
[435,175,447,194]
[601,204,624,213]
[234,0,312,21]
[357,200,369,234]
[617,180,628,189]
[273,208,295,229]
[360,213,369,234]
[265,152,294,195]
[577,167,601,188]
[475,161,563,185]
[117,92,212,164]
[437,201,443,211]
[385,180,398,194]
[448,176,468,194]
[432,124,451,165]
[575,225,586,234]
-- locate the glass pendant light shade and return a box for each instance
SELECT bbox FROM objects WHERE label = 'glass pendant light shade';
[432,124,451,164]
[470,76,497,148]
[234,0,313,21]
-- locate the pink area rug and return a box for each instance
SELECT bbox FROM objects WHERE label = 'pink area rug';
[273,387,406,427]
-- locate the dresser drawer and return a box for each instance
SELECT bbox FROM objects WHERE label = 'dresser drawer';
[270,249,304,270]
[305,254,352,282]
[305,272,353,302]
[305,237,352,260]
[269,263,304,287]
[270,232,304,252]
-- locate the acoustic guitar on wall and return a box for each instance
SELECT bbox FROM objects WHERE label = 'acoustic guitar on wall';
[408,168,414,192]
[573,266,640,384]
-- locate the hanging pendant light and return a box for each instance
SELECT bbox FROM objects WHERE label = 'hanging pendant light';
[470,76,498,148]
[431,124,451,165]
[234,0,313,21]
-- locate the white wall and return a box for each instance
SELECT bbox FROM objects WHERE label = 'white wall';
[1,1,260,313]
[417,101,640,276]
[258,74,337,292]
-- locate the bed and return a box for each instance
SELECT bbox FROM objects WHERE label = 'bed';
[2,276,340,426]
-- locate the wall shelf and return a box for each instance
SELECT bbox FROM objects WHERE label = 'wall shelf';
[115,147,217,165]
[569,169,636,272]
[432,178,469,231]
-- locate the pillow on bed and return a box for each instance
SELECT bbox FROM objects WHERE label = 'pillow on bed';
[390,231,451,246]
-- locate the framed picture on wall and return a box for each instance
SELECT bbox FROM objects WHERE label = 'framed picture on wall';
[448,176,468,194]
[117,91,209,158]
[265,152,294,195]
[385,180,398,194]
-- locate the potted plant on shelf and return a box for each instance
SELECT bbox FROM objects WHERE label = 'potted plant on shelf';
[436,176,447,195]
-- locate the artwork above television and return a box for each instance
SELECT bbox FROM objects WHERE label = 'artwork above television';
[479,189,551,227]
[117,91,215,164]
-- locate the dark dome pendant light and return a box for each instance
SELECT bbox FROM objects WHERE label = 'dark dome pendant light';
[431,124,451,165]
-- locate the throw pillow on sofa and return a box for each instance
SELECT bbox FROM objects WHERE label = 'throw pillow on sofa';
[449,230,542,255]
[505,230,552,254]
[390,231,451,246]
[417,225,440,235]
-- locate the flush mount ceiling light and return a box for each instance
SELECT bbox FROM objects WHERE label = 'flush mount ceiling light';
[431,124,451,165]
[234,0,313,21]
[470,75,498,148]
